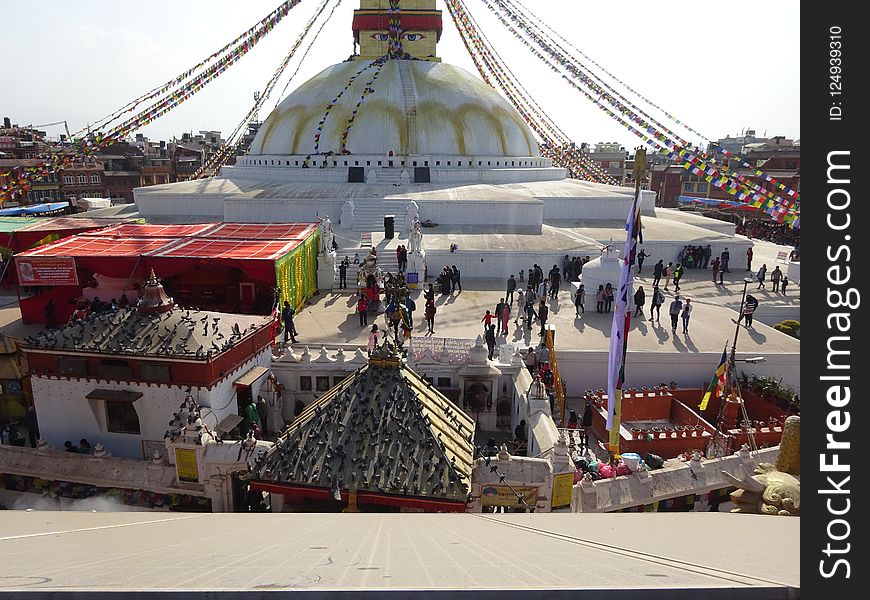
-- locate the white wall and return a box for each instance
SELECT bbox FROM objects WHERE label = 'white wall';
[31,349,272,460]
[223,198,346,224]
[134,192,225,219]
[418,199,542,231]
[555,349,800,395]
[542,196,636,221]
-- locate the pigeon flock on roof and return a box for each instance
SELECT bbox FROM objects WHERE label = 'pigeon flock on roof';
[22,307,269,359]
[253,361,475,502]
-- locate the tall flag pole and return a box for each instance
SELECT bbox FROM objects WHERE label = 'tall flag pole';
[606,147,645,456]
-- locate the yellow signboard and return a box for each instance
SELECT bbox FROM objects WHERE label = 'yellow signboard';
[480,485,537,508]
[552,472,574,509]
[175,448,199,482]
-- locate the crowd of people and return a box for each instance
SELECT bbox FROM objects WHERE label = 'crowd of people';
[736,220,800,246]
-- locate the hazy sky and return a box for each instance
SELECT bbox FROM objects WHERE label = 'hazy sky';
[1,0,800,151]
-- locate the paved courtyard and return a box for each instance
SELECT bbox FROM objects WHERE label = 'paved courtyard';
[291,238,800,358]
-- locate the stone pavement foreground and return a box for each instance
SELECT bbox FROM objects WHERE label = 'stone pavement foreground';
[0,511,798,596]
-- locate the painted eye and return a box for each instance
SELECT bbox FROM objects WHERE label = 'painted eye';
[370,33,389,41]
[402,33,425,41]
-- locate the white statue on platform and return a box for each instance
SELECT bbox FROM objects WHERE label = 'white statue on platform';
[340,200,355,230]
[405,201,419,232]
[318,215,335,254]
[408,217,423,254]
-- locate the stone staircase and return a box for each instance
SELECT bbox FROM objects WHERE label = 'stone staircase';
[349,197,409,234]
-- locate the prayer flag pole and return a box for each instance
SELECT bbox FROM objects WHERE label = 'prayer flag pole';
[606,147,645,457]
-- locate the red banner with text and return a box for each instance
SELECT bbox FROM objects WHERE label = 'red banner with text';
[15,256,79,286]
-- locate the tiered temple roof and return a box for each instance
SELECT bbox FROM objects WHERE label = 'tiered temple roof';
[252,353,475,509]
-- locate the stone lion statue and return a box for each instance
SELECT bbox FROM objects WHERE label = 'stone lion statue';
[722,415,800,516]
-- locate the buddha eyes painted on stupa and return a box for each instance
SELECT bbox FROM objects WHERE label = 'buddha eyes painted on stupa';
[369,31,426,42]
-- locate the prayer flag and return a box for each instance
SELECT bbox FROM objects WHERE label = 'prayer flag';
[699,348,728,410]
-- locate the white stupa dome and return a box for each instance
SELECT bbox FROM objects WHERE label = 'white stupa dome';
[250,60,540,157]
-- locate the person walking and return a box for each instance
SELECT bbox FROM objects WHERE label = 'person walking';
[651,285,664,323]
[574,284,585,316]
[404,294,416,328]
[549,266,561,298]
[425,300,436,333]
[771,266,783,293]
[515,288,526,324]
[652,259,664,288]
[523,347,538,375]
[596,285,605,313]
[672,263,684,292]
[735,294,759,328]
[451,265,462,293]
[357,295,368,326]
[338,260,348,289]
[537,278,548,301]
[711,257,720,284]
[746,247,754,272]
[537,300,549,337]
[756,264,767,290]
[256,395,269,436]
[633,286,645,319]
[500,302,511,336]
[637,249,649,274]
[282,301,298,343]
[506,274,517,305]
[681,298,692,334]
[485,324,497,360]
[781,276,789,295]
[481,309,495,333]
[721,247,730,272]
[604,283,614,313]
[663,262,673,290]
[524,294,537,330]
[668,295,684,333]
[367,324,380,353]
[702,244,712,269]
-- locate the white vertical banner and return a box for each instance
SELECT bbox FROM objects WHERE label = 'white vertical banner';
[606,189,643,445]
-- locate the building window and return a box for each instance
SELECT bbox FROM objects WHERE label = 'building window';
[77,174,87,184]
[105,400,140,434]
[436,161,441,166]
[683,182,694,192]
[316,376,331,392]
[299,376,312,391]
[437,377,452,388]
[697,182,708,193]
[63,174,74,185]
[333,375,348,386]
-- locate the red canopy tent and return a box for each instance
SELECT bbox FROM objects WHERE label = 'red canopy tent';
[82,223,219,238]
[1,216,132,253]
[146,238,303,284]
[13,222,319,324]
[201,222,316,240]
